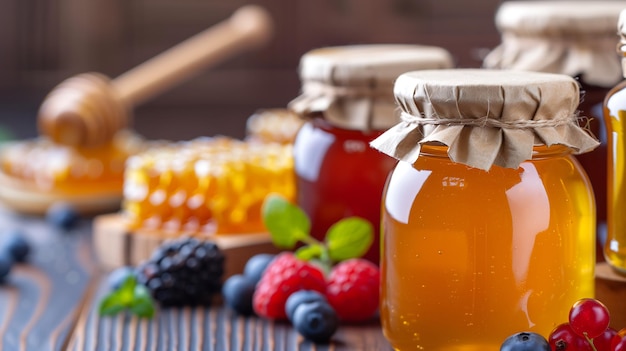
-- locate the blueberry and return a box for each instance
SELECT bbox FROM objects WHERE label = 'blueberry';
[292,301,339,343]
[46,202,79,230]
[107,266,135,290]
[243,254,275,283]
[1,229,30,262]
[222,274,257,315]
[0,255,13,283]
[500,332,550,351]
[285,290,327,322]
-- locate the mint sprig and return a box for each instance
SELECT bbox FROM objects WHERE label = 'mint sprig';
[98,276,155,318]
[262,194,373,269]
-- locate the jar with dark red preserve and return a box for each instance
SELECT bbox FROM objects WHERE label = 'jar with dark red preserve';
[288,45,454,264]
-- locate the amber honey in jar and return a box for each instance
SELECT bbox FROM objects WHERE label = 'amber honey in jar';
[603,9,626,273]
[288,45,453,264]
[483,1,626,250]
[371,69,598,351]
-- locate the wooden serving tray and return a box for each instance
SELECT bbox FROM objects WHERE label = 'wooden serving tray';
[93,213,280,278]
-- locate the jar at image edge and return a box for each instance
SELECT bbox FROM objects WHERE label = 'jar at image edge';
[288,45,454,264]
[483,1,626,256]
[603,9,626,273]
[371,69,597,350]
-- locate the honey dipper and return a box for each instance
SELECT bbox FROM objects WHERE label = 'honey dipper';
[38,5,273,148]
[0,5,273,215]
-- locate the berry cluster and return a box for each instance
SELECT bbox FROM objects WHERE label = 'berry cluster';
[135,238,225,306]
[223,252,380,343]
[103,237,226,314]
[500,298,626,351]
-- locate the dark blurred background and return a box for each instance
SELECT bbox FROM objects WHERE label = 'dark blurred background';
[0,0,503,142]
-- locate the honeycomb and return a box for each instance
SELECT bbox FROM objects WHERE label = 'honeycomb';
[245,109,304,144]
[122,136,295,235]
[0,130,145,194]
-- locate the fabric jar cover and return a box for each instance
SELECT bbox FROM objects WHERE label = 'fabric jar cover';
[370,69,600,171]
[618,8,626,76]
[288,44,454,131]
[483,1,626,87]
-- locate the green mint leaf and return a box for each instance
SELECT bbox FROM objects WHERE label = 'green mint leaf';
[130,285,156,318]
[295,244,323,261]
[117,275,138,305]
[98,275,156,319]
[326,217,374,261]
[262,194,311,248]
[98,292,126,316]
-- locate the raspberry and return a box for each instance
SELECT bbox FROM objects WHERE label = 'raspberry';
[252,253,326,320]
[326,258,379,322]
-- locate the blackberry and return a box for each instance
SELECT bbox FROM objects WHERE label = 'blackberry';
[136,238,225,306]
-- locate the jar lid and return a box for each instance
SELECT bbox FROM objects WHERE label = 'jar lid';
[483,1,626,87]
[288,45,454,131]
[370,69,599,170]
[618,9,626,77]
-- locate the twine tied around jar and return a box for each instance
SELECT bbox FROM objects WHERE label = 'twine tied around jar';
[370,69,600,171]
[399,111,581,129]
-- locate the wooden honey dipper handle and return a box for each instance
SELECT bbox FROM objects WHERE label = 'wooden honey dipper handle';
[38,5,273,147]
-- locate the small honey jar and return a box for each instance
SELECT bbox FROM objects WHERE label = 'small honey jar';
[371,69,598,350]
[484,1,626,241]
[288,44,453,264]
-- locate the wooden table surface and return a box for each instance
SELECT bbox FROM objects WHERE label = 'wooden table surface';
[0,205,392,351]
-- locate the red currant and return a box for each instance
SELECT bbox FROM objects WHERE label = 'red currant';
[548,323,592,351]
[610,328,626,351]
[569,298,610,339]
[614,338,626,351]
[593,327,617,351]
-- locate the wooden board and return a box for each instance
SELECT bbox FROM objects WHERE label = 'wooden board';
[595,262,626,329]
[0,205,96,351]
[0,169,122,216]
[93,213,280,278]
[67,276,393,351]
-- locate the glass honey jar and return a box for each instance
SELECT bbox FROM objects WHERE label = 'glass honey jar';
[483,1,625,253]
[371,69,598,350]
[603,9,626,273]
[288,45,453,264]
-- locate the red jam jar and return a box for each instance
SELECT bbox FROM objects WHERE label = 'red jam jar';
[371,69,598,350]
[288,45,454,264]
[483,1,626,257]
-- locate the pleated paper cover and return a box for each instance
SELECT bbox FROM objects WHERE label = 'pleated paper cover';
[288,45,454,131]
[370,69,600,170]
[618,8,626,77]
[483,1,626,87]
